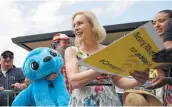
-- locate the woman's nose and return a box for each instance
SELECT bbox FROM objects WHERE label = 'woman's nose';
[74,25,79,31]
[154,22,160,28]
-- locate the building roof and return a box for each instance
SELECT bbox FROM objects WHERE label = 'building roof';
[11,21,149,51]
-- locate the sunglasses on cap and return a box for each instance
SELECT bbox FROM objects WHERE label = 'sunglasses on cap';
[2,54,14,59]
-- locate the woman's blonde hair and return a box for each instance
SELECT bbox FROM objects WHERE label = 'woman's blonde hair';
[72,11,106,46]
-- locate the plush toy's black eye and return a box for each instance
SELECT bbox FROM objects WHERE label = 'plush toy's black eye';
[50,51,57,57]
[31,61,39,70]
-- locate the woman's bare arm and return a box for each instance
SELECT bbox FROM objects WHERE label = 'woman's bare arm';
[65,47,101,89]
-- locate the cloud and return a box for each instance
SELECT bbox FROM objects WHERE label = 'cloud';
[24,0,71,35]
[105,1,140,17]
[0,1,25,38]
[66,0,83,4]
[0,0,28,67]
[0,0,141,67]
[0,0,75,67]
[92,8,102,16]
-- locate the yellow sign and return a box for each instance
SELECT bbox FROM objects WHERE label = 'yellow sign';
[79,22,165,76]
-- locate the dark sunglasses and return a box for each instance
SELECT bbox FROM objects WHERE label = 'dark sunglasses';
[2,54,14,59]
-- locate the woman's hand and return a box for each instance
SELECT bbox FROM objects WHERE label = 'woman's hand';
[130,69,149,84]
[112,69,149,89]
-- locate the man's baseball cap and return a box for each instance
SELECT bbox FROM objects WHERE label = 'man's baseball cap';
[1,50,14,56]
[52,33,69,42]
[0,49,14,59]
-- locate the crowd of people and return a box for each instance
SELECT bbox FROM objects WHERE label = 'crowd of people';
[0,9,172,106]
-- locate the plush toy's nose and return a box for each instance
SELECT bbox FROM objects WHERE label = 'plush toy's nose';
[43,56,52,62]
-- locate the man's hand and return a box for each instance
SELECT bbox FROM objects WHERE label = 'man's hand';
[11,83,27,90]
[146,69,171,89]
[0,87,4,91]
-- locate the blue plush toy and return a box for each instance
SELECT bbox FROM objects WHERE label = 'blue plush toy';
[12,47,70,106]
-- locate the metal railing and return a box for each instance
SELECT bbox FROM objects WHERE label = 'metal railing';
[0,90,21,106]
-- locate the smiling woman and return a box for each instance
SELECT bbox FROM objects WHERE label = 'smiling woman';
[65,11,150,106]
[153,11,169,39]
[148,9,172,106]
[153,9,172,47]
[72,11,106,47]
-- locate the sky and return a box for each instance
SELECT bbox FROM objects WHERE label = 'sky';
[0,0,172,67]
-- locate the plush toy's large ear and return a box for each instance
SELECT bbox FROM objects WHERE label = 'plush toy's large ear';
[33,79,56,106]
[12,86,33,106]
[48,48,64,72]
[53,73,70,106]
[22,47,43,72]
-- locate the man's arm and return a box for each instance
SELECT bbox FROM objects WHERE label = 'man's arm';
[11,68,27,89]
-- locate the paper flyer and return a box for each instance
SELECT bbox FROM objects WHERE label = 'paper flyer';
[79,22,165,76]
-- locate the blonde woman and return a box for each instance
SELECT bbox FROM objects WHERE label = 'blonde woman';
[65,11,149,106]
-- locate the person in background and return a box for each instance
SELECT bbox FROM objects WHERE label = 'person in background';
[146,9,172,106]
[51,33,72,94]
[65,11,149,106]
[147,10,172,88]
[0,50,26,106]
[152,18,172,64]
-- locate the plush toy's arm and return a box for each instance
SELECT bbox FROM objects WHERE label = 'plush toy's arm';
[53,72,70,106]
[12,85,33,106]
[33,79,56,106]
